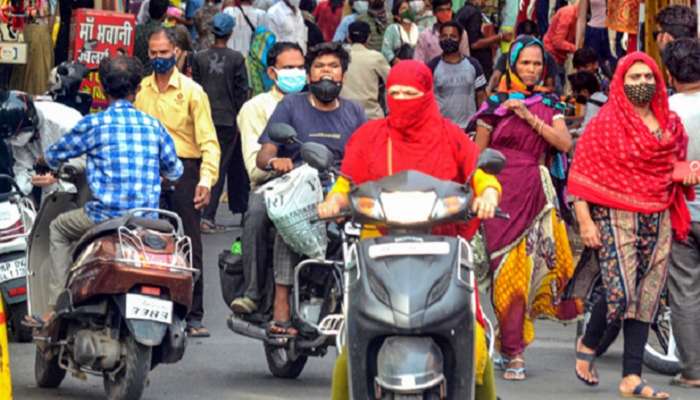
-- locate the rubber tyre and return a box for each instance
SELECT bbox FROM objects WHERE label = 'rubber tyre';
[264,343,308,379]
[103,335,152,400]
[9,302,33,342]
[34,347,66,388]
[643,346,681,376]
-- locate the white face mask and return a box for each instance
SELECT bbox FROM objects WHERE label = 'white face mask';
[8,130,34,147]
[287,0,301,8]
[409,0,425,14]
[353,0,369,13]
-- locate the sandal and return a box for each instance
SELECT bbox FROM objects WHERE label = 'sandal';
[22,312,54,329]
[186,325,211,338]
[503,357,526,381]
[575,350,599,386]
[670,374,700,389]
[267,320,298,339]
[620,381,670,399]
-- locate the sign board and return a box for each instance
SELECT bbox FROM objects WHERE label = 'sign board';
[71,9,135,112]
[0,42,27,64]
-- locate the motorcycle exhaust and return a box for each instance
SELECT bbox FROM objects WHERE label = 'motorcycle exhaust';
[227,315,267,341]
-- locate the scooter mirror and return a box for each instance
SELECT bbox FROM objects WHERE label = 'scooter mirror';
[266,123,299,145]
[301,142,334,172]
[476,149,506,175]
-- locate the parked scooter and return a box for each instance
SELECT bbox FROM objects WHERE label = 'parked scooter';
[303,142,506,399]
[27,166,196,400]
[0,174,35,342]
[220,124,348,379]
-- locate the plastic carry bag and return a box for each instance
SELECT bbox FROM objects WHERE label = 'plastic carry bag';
[259,164,327,259]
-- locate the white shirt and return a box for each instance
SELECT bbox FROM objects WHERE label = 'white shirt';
[11,101,83,196]
[224,5,266,55]
[670,91,700,221]
[264,1,308,54]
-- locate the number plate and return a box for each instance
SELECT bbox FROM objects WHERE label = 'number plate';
[0,257,27,282]
[125,294,173,324]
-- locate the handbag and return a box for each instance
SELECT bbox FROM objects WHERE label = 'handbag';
[672,160,700,182]
[394,25,415,61]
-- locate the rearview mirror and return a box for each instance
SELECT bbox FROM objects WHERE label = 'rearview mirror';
[266,123,299,144]
[477,149,506,175]
[301,142,334,172]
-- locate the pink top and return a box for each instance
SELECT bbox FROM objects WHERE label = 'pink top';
[588,0,607,29]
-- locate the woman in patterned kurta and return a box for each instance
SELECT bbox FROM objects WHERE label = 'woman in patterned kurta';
[569,52,694,399]
[471,35,577,381]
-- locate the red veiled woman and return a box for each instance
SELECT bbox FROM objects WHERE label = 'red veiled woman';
[570,51,697,399]
[318,60,502,400]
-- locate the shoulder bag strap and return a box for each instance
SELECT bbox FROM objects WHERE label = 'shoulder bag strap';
[238,5,256,32]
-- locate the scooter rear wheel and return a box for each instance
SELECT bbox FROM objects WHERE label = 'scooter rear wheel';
[34,347,66,388]
[264,343,308,379]
[103,335,152,400]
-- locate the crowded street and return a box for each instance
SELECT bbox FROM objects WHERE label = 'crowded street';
[4,217,697,400]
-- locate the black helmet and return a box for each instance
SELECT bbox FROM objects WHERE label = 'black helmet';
[0,91,39,140]
[49,61,89,98]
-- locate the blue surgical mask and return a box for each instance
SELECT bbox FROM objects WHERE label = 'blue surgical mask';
[152,56,177,75]
[274,68,307,94]
[353,1,368,14]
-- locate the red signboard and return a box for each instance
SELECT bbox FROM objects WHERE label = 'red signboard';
[71,9,135,111]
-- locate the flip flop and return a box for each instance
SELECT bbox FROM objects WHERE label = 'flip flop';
[267,320,298,339]
[186,326,211,338]
[620,381,670,399]
[670,375,700,389]
[575,351,599,386]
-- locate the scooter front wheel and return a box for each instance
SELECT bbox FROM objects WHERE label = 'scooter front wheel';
[34,346,66,388]
[264,343,308,379]
[9,302,33,342]
[103,335,152,400]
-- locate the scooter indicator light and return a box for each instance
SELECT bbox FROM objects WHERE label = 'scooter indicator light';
[140,286,161,296]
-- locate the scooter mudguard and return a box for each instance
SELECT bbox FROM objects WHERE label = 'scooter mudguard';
[376,337,445,393]
[114,295,168,346]
[0,277,27,305]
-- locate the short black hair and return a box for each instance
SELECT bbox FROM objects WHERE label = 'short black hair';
[568,71,600,94]
[392,0,408,20]
[148,27,178,47]
[662,38,700,84]
[299,0,315,13]
[657,5,698,40]
[99,55,144,99]
[516,20,538,37]
[266,42,304,67]
[432,0,451,12]
[149,0,169,21]
[573,47,599,69]
[438,21,464,38]
[348,21,370,44]
[305,42,350,72]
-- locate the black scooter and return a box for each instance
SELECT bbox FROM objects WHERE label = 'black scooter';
[303,143,506,399]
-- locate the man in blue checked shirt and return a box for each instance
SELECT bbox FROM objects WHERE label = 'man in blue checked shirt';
[29,55,184,325]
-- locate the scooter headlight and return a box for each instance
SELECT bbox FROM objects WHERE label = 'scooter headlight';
[378,191,437,225]
[352,196,385,221]
[430,196,468,220]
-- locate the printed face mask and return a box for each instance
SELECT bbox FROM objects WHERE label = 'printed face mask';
[624,83,656,106]
[152,55,177,75]
[275,68,307,94]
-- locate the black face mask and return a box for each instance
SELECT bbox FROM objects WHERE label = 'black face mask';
[309,79,342,104]
[439,38,460,54]
[624,83,656,106]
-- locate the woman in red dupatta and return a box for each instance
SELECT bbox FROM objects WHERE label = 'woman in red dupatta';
[570,52,693,399]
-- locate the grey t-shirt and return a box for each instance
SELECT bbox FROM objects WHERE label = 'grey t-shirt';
[429,56,487,129]
[670,91,700,222]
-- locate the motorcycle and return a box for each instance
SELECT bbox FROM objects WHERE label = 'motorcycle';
[567,247,681,376]
[26,166,196,400]
[302,141,506,399]
[0,174,35,342]
[219,124,349,379]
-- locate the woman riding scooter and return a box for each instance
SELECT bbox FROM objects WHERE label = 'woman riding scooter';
[317,60,501,400]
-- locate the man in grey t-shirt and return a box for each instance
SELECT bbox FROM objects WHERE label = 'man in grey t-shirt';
[427,21,487,129]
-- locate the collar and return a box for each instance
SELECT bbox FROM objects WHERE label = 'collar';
[270,86,285,101]
[350,43,367,51]
[144,68,181,91]
[111,99,134,108]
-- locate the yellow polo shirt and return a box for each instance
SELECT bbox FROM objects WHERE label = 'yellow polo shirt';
[135,69,220,188]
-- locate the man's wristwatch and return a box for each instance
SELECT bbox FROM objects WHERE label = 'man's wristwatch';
[264,157,279,172]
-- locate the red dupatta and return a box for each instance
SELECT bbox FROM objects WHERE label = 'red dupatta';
[568,52,692,239]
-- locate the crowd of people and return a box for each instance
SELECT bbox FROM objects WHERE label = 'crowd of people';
[2,0,700,398]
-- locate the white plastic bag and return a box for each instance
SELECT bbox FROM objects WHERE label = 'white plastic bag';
[259,164,327,259]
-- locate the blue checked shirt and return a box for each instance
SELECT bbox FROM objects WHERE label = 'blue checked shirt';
[45,100,184,223]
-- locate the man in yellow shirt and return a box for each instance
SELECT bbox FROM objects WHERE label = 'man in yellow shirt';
[135,27,220,337]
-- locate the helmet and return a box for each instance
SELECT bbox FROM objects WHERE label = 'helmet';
[49,61,89,98]
[0,91,39,140]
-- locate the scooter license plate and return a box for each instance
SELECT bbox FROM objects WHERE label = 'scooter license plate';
[125,294,173,324]
[0,257,26,282]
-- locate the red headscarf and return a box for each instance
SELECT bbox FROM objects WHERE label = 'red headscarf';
[340,60,481,238]
[568,52,692,239]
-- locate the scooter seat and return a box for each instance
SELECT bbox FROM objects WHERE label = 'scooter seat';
[125,216,174,233]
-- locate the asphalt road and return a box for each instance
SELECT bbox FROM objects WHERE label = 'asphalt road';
[7,218,700,400]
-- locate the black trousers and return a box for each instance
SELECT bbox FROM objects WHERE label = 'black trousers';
[202,125,250,221]
[162,159,204,323]
[241,191,271,302]
[582,296,650,377]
